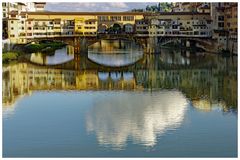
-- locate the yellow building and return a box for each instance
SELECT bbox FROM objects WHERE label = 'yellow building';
[224,3,237,37]
[26,12,99,38]
[74,17,97,36]
[7,11,144,43]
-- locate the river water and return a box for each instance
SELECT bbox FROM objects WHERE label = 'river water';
[2,39,237,157]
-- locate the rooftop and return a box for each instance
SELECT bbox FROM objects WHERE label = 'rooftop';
[26,11,145,15]
[145,12,211,16]
[25,11,211,17]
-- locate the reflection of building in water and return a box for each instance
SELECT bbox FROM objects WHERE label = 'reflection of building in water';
[76,71,99,89]
[85,91,188,149]
[2,54,237,111]
[192,99,227,112]
[30,52,46,64]
[2,63,31,107]
[223,75,237,108]
[98,72,137,90]
[30,45,74,65]
[160,50,190,65]
[135,66,237,110]
[88,39,142,54]
[2,63,138,107]
[66,45,75,55]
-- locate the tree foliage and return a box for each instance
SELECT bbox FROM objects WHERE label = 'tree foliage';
[139,2,173,13]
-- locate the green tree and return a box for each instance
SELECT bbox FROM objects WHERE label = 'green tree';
[146,5,151,11]
[159,2,173,12]
[145,3,173,13]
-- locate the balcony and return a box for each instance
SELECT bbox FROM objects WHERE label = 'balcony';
[62,25,74,30]
[19,33,26,37]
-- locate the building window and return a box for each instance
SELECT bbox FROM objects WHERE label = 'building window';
[218,22,224,28]
[54,21,60,24]
[218,16,224,21]
[172,25,178,29]
[28,21,31,24]
[123,16,134,21]
[11,27,14,30]
[28,27,32,30]
[11,21,14,24]
[22,27,24,30]
[10,34,15,37]
[21,21,24,24]
[99,16,108,21]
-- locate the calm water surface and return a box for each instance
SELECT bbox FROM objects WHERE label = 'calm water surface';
[88,39,144,67]
[2,39,237,157]
[28,45,74,65]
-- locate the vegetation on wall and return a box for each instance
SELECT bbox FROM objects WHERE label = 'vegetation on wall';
[24,41,66,53]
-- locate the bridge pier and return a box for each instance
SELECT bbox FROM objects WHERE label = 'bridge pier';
[74,54,80,70]
[147,37,161,54]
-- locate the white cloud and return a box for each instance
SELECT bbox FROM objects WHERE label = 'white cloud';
[109,2,128,9]
[45,2,158,12]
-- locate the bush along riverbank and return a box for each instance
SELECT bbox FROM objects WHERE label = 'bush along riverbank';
[2,51,21,64]
[24,41,66,54]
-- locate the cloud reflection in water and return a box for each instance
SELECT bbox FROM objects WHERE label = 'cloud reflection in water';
[86,90,188,150]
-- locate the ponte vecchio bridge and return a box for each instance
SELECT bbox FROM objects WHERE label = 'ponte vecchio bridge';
[16,11,215,53]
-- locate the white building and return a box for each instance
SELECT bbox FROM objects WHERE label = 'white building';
[147,13,212,38]
[3,2,46,42]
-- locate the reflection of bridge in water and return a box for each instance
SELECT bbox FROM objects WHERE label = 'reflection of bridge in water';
[2,62,141,107]
[3,54,237,110]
